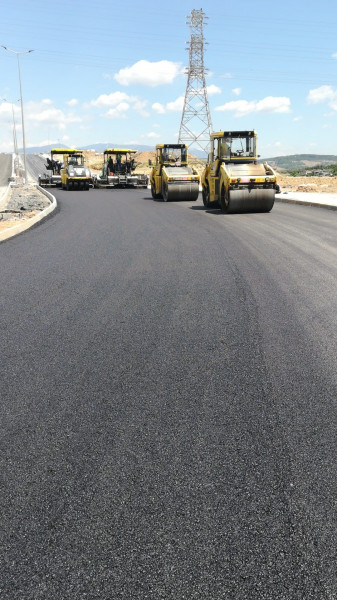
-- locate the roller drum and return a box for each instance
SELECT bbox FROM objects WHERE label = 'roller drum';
[166,182,199,202]
[226,188,275,213]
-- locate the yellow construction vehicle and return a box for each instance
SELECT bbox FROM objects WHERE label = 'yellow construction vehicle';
[38,148,64,187]
[93,149,148,188]
[201,131,279,213]
[60,150,92,191]
[150,144,200,202]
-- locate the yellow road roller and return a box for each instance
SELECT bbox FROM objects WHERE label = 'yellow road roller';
[202,131,279,213]
[61,150,92,191]
[150,144,200,202]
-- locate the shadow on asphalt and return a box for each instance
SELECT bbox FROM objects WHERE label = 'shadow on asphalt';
[190,205,222,215]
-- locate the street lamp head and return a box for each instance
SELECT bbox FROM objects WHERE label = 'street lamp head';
[2,46,34,55]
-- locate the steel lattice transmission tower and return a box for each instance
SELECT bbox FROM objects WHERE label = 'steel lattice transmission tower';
[178,9,212,153]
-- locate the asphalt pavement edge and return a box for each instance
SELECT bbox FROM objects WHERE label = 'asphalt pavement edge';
[276,193,337,211]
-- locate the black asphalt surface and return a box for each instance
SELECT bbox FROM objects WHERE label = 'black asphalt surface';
[1,189,336,599]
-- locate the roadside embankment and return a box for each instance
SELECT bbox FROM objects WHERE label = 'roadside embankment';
[0,184,57,242]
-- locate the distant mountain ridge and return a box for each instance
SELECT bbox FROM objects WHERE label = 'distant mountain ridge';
[23,143,207,158]
[261,154,337,171]
[23,146,337,169]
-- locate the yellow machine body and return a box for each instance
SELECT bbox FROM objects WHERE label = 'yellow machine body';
[150,144,200,202]
[201,131,278,213]
[39,148,79,187]
[93,149,148,188]
[60,150,92,191]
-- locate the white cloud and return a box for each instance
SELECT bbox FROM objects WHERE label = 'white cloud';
[221,73,233,79]
[114,60,181,87]
[132,99,150,117]
[152,102,165,114]
[90,92,132,108]
[143,131,161,140]
[26,138,56,148]
[257,96,291,113]
[215,96,291,117]
[307,85,337,111]
[152,96,184,114]
[307,85,335,104]
[207,84,221,95]
[89,92,149,117]
[66,99,78,107]
[293,116,303,122]
[166,96,184,111]
[232,88,241,96]
[24,101,82,131]
[102,73,112,80]
[0,102,16,119]
[105,102,130,119]
[332,53,337,59]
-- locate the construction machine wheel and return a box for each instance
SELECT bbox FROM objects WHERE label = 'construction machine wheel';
[203,184,220,209]
[220,186,275,214]
[66,180,71,191]
[163,182,199,202]
[162,182,169,202]
[151,181,162,199]
[202,185,209,207]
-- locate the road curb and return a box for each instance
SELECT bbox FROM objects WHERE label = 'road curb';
[0,185,57,243]
[276,196,337,211]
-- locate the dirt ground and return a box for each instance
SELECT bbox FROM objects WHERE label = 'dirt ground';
[0,210,39,232]
[85,151,337,193]
[277,174,337,193]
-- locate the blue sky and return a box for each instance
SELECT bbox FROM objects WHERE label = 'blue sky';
[1,0,337,156]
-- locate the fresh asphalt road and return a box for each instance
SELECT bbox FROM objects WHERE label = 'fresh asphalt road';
[1,189,336,599]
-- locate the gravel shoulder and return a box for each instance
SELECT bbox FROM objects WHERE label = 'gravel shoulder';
[0,184,51,233]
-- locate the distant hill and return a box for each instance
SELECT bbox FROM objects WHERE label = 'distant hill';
[24,145,337,168]
[24,143,207,158]
[261,154,337,171]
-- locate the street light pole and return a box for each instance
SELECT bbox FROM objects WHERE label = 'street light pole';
[1,46,34,184]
